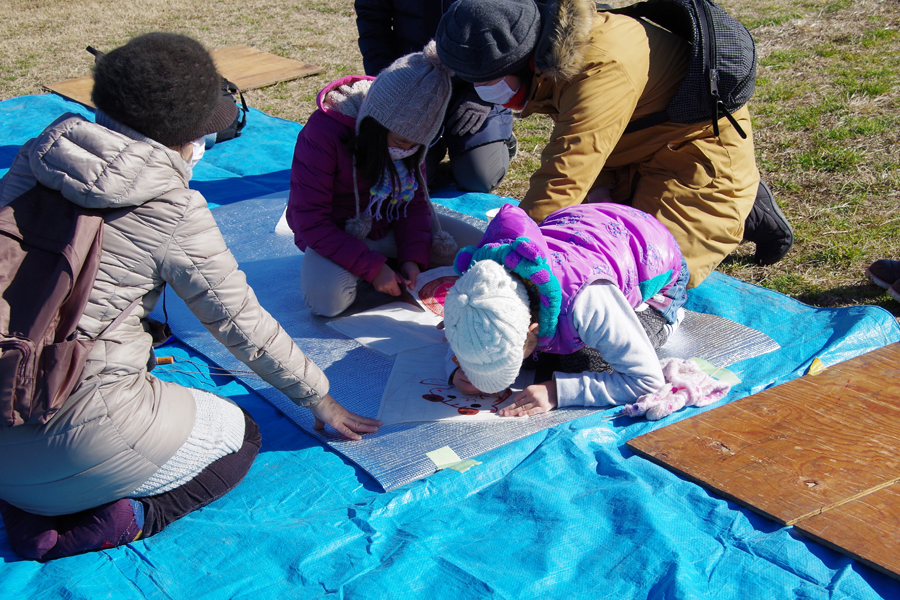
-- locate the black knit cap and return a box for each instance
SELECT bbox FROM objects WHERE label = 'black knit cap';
[436,0,541,83]
[92,32,237,147]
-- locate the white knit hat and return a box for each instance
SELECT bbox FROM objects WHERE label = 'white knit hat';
[443,260,532,393]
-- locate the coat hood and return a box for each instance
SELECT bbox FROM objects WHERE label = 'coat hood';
[534,0,596,83]
[316,75,377,129]
[15,113,190,211]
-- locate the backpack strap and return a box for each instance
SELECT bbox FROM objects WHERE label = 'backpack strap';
[602,0,749,139]
[91,296,142,340]
[623,111,670,135]
[691,0,747,139]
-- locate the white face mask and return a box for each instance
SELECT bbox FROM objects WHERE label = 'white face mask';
[388,145,420,160]
[474,79,519,105]
[186,137,206,168]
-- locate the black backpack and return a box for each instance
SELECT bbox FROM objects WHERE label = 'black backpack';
[215,78,249,143]
[600,0,757,139]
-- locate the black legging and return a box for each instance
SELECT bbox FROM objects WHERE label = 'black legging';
[140,407,261,536]
[0,407,261,560]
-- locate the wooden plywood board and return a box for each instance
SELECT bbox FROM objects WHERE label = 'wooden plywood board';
[45,45,323,108]
[44,78,96,108]
[627,343,900,526]
[210,45,322,91]
[795,482,900,580]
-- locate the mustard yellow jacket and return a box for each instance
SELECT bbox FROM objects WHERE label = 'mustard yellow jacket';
[518,0,692,223]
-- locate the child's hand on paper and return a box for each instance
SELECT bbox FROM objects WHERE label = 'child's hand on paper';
[499,381,558,417]
[399,261,420,290]
[373,263,406,296]
[310,394,382,440]
[452,368,483,396]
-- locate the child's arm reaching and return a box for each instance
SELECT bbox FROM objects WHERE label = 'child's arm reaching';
[555,282,665,408]
[371,261,419,296]
[498,382,558,417]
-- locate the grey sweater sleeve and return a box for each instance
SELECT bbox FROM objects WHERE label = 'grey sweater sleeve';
[554,282,664,408]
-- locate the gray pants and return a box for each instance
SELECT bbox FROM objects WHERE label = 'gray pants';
[427,141,510,193]
[302,214,484,317]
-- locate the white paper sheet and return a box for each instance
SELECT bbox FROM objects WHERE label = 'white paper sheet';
[327,300,444,356]
[378,343,535,425]
[274,200,293,236]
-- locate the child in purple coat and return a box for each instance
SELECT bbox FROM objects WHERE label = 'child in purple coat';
[288,42,482,317]
[442,203,689,416]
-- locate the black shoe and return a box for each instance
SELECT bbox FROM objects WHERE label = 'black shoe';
[866,259,900,290]
[743,181,793,266]
[505,134,518,161]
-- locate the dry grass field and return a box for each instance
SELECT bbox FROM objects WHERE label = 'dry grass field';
[2,0,899,314]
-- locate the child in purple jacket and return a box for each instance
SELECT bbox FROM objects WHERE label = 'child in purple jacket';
[288,42,482,317]
[442,203,689,416]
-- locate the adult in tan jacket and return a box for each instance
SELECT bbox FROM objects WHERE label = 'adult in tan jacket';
[436,0,794,287]
[0,33,379,561]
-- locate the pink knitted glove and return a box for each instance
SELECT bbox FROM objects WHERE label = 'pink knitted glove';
[624,358,731,421]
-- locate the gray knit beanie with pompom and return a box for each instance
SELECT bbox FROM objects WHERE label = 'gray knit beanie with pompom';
[356,40,453,145]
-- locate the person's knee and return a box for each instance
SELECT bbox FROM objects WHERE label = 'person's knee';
[450,142,510,193]
[301,251,358,317]
[304,291,356,318]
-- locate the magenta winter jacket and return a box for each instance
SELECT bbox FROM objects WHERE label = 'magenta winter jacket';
[287,75,433,283]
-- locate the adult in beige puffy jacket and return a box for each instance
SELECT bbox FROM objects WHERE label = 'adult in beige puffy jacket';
[0,33,380,561]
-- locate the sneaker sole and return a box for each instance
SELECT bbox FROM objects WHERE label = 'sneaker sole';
[889,285,900,303]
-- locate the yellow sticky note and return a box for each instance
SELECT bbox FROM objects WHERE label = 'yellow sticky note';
[446,459,481,473]
[690,357,742,386]
[426,446,481,473]
[807,357,827,376]
[426,446,462,467]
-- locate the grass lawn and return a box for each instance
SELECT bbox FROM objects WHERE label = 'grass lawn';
[2,0,898,315]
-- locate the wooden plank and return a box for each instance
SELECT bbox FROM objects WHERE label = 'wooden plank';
[795,482,900,580]
[44,46,323,108]
[212,45,323,91]
[627,343,900,526]
[44,77,96,108]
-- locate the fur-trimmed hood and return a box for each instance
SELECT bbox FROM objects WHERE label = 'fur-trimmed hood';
[534,0,597,83]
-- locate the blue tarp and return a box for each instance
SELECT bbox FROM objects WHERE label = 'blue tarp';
[1,94,899,599]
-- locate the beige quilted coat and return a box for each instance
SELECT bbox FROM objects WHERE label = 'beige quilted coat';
[0,114,329,515]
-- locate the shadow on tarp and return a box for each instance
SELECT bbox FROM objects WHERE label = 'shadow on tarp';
[430,185,518,221]
[190,169,293,208]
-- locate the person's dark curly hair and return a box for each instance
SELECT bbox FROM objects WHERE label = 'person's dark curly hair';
[92,32,234,147]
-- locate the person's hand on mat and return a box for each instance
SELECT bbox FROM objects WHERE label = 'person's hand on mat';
[400,261,420,290]
[500,381,558,417]
[373,263,405,296]
[452,368,482,396]
[310,394,381,440]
